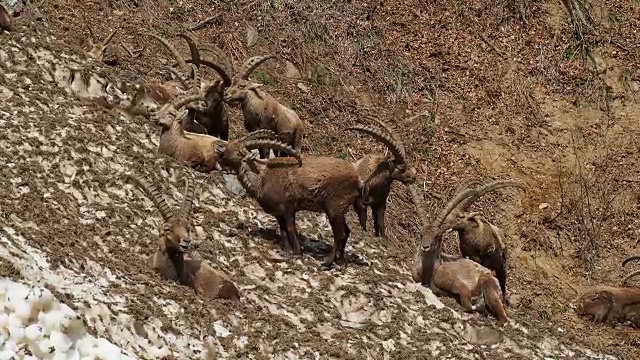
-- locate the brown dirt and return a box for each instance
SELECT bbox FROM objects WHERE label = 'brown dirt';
[2,0,640,358]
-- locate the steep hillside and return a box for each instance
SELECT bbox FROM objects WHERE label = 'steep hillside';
[1,0,639,358]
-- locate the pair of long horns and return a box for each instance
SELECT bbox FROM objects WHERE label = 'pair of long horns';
[345,114,406,165]
[409,180,525,246]
[622,255,640,284]
[241,139,302,167]
[129,174,196,221]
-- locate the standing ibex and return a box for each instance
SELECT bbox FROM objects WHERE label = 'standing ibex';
[218,139,363,267]
[574,256,640,327]
[442,179,526,302]
[0,4,11,32]
[409,183,511,324]
[346,116,416,238]
[129,174,240,301]
[223,55,305,159]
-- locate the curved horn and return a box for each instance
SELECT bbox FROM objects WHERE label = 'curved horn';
[179,177,195,216]
[129,175,174,221]
[188,63,201,91]
[345,126,405,164]
[196,53,232,86]
[144,32,187,70]
[457,180,526,212]
[177,33,201,67]
[171,94,207,110]
[409,184,430,232]
[622,256,640,267]
[164,66,189,89]
[199,44,234,77]
[622,270,640,284]
[236,55,276,80]
[429,188,479,235]
[239,129,278,142]
[242,139,302,167]
[363,114,406,156]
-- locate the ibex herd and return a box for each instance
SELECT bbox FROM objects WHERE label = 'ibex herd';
[64,27,637,329]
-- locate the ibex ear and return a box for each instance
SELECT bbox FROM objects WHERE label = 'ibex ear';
[247,82,264,91]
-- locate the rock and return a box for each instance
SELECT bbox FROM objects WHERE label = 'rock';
[538,203,549,210]
[246,25,258,47]
[296,82,308,93]
[285,61,302,79]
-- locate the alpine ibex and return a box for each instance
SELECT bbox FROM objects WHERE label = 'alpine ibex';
[129,173,240,301]
[151,89,277,173]
[346,116,416,238]
[574,256,640,328]
[442,179,526,302]
[223,55,305,159]
[171,33,232,140]
[140,32,231,139]
[220,139,363,267]
[409,183,509,324]
[0,4,11,32]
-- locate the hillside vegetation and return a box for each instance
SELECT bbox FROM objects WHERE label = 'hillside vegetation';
[0,0,639,358]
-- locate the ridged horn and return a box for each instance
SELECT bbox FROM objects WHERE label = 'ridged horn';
[239,129,277,142]
[236,55,276,80]
[363,114,406,156]
[242,139,302,167]
[622,270,640,284]
[188,63,201,91]
[171,94,207,110]
[457,180,526,212]
[409,184,430,232]
[622,256,640,267]
[164,66,189,89]
[427,188,479,238]
[144,32,188,70]
[199,44,234,77]
[177,33,201,67]
[345,125,405,164]
[196,48,232,86]
[129,174,174,221]
[179,177,195,217]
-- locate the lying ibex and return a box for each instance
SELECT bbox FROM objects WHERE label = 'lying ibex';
[346,116,416,238]
[129,173,240,301]
[221,139,362,267]
[152,90,278,173]
[223,55,305,159]
[442,180,526,302]
[574,256,640,328]
[0,4,11,32]
[409,183,509,324]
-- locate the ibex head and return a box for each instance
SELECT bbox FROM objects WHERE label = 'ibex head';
[442,180,526,231]
[574,289,614,319]
[408,184,488,286]
[346,115,415,185]
[215,129,280,170]
[223,55,276,104]
[129,174,196,255]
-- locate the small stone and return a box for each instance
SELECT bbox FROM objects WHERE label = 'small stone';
[539,203,549,210]
[285,61,302,79]
[296,82,308,93]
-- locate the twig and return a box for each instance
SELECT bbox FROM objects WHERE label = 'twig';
[188,15,219,31]
[121,42,143,58]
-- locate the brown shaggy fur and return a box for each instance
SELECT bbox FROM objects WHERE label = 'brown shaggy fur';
[235,146,362,267]
[409,184,509,324]
[0,4,12,32]
[575,286,640,328]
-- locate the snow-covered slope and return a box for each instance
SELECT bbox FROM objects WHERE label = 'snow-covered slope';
[0,25,618,360]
